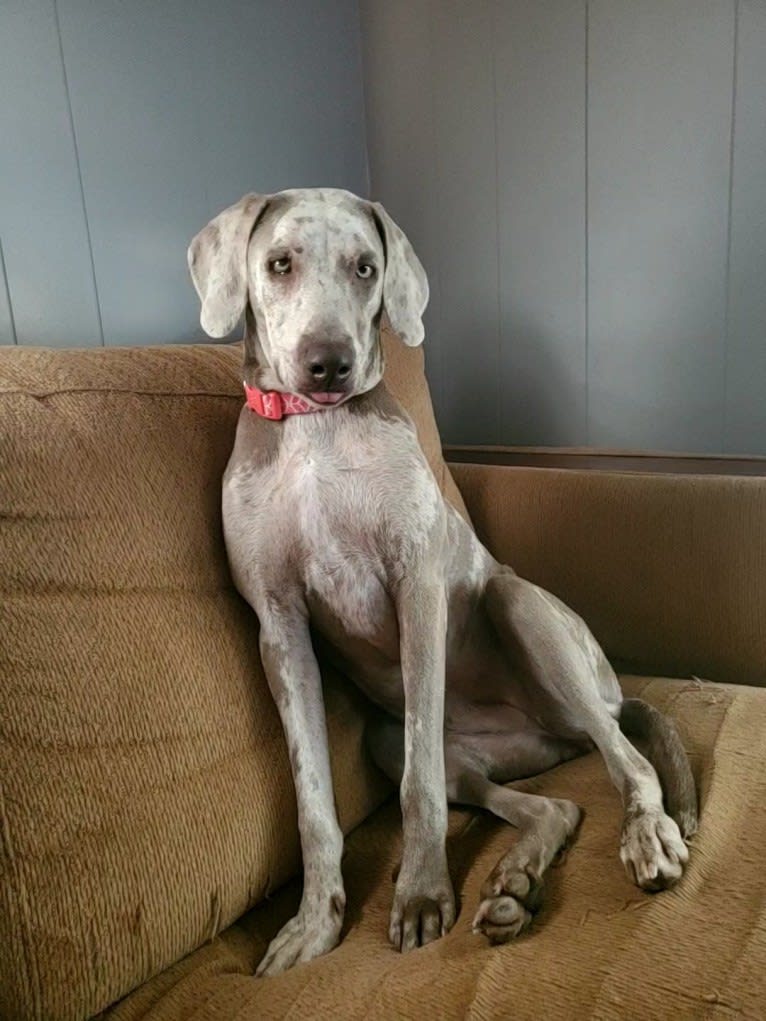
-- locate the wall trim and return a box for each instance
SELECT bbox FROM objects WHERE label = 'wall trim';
[444,445,766,477]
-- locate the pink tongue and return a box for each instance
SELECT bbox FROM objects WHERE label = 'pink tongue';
[311,392,344,405]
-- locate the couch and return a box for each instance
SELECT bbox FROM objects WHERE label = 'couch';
[1,332,765,1021]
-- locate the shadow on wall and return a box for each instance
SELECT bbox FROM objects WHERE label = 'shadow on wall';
[436,315,587,449]
[501,319,587,449]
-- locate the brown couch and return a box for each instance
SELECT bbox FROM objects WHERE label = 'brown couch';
[1,335,765,1021]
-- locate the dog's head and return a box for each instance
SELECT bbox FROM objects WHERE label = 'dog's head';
[188,188,428,405]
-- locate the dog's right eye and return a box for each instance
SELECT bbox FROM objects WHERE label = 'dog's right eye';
[269,256,291,275]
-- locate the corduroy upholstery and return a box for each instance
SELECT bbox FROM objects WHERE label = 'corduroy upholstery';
[103,675,766,1021]
[451,462,766,687]
[0,331,459,1021]
[1,334,765,1020]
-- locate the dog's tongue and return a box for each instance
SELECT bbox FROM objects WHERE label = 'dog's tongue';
[311,392,344,405]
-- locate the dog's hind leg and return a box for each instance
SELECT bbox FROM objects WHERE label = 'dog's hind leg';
[484,569,693,892]
[619,697,698,839]
[367,714,582,943]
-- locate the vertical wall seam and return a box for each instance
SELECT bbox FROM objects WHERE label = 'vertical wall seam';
[584,0,590,445]
[491,0,502,444]
[355,3,372,199]
[52,0,105,346]
[722,0,739,452]
[0,237,18,345]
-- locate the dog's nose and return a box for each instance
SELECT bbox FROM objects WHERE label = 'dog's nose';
[308,356,352,387]
[300,338,354,390]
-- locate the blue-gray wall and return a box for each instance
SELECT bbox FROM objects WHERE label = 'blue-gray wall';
[361,0,766,456]
[0,0,368,348]
[4,1,766,457]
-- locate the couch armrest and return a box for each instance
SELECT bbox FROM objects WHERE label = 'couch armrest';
[448,459,766,687]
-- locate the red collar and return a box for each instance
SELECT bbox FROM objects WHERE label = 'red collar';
[244,383,327,421]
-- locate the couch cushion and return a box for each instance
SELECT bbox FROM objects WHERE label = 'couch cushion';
[102,675,766,1020]
[0,332,465,1021]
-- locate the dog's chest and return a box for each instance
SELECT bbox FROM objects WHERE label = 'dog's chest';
[288,454,391,637]
[229,418,428,644]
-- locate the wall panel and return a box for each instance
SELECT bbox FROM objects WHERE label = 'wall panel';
[495,1,587,446]
[360,0,445,421]
[587,0,734,451]
[2,1,367,348]
[363,1,766,454]
[188,0,368,214]
[427,0,500,445]
[725,0,766,454]
[0,0,102,347]
[56,0,209,346]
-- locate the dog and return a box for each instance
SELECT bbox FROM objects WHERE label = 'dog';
[188,188,696,976]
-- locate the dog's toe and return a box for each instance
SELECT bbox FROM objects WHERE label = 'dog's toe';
[472,892,534,944]
[620,809,689,891]
[256,908,342,977]
[472,853,544,944]
[389,882,456,953]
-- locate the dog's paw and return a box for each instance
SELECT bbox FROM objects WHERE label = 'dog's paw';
[620,808,689,891]
[256,899,344,977]
[472,798,581,945]
[472,851,544,945]
[389,869,455,953]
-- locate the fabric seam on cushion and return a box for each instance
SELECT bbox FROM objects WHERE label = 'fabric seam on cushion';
[0,388,241,400]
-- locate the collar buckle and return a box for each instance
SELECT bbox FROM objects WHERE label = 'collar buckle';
[244,384,284,420]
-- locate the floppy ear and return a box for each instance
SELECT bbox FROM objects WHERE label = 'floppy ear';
[187,193,270,338]
[371,203,429,347]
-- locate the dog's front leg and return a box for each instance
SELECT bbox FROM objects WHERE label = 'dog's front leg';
[390,573,455,952]
[255,604,345,976]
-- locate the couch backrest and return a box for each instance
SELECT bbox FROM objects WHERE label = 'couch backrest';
[0,330,465,1021]
[452,462,766,687]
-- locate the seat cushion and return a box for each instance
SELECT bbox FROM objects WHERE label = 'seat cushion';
[0,332,466,1021]
[102,675,766,1020]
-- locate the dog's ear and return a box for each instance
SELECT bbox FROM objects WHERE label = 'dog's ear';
[371,203,429,347]
[187,193,270,338]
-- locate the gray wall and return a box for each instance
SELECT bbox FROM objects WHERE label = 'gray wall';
[0,0,368,348]
[361,0,766,455]
[4,1,765,456]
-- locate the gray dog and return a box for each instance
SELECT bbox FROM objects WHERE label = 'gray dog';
[188,188,696,977]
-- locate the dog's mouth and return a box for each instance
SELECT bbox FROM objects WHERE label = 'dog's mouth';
[307,392,347,406]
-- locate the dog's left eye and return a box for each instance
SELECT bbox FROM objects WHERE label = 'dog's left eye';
[356,263,375,280]
[269,256,291,275]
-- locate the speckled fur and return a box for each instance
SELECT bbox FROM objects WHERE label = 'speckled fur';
[188,189,696,976]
